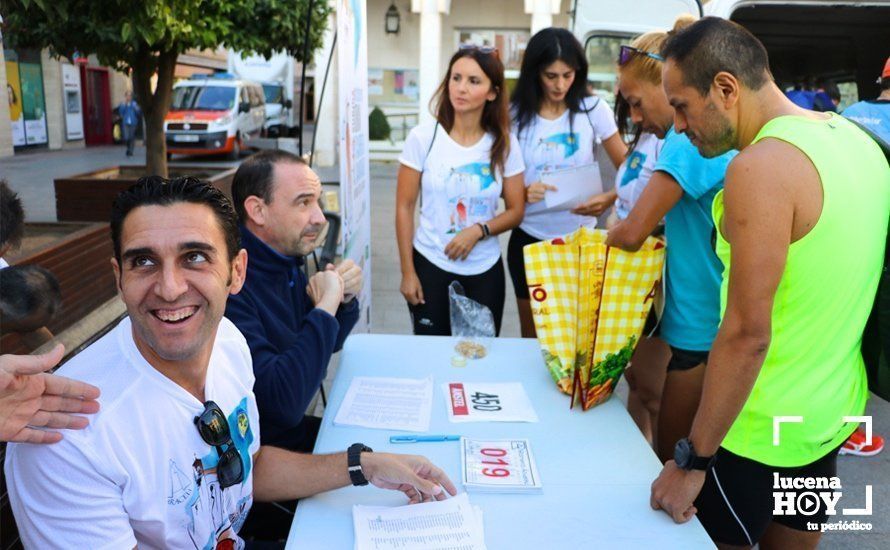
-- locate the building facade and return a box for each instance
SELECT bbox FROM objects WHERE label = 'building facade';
[309,0,570,165]
[369,0,568,131]
[0,44,230,159]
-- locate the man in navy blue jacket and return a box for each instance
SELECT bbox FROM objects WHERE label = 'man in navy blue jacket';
[225,150,362,454]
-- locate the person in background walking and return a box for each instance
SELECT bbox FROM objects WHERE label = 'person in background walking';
[119,90,141,157]
[396,46,525,336]
[508,27,626,338]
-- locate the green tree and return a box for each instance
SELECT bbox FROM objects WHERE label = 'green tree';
[368,106,391,141]
[2,0,331,176]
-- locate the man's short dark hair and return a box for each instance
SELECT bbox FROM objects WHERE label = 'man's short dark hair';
[0,265,62,324]
[110,176,240,263]
[661,16,772,96]
[1,179,25,251]
[231,150,307,221]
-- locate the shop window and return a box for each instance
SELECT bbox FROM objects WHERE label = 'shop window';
[455,29,531,77]
[368,68,419,105]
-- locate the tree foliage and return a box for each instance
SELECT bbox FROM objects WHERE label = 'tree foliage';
[2,0,332,175]
[368,106,391,141]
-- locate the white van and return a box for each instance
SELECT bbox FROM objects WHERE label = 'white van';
[574,0,889,109]
[706,0,890,107]
[260,81,295,138]
[228,51,299,138]
[164,75,265,160]
[572,0,704,186]
[573,0,703,107]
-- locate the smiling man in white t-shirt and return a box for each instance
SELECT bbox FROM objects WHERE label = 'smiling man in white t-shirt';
[4,177,456,549]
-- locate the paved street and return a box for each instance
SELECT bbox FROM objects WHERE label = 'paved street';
[1,147,887,548]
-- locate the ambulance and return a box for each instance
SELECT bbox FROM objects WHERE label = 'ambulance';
[164,75,266,160]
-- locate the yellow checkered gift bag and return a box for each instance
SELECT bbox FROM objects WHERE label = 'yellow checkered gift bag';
[524,227,665,410]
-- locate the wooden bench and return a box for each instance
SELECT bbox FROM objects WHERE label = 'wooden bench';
[0,223,118,356]
[55,165,237,222]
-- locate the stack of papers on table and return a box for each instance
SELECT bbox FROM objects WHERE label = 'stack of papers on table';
[352,493,486,550]
[334,376,433,432]
[461,438,542,493]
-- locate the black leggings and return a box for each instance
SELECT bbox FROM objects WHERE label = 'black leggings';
[506,226,542,300]
[408,248,505,336]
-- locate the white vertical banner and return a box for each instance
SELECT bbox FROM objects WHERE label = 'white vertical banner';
[337,0,372,331]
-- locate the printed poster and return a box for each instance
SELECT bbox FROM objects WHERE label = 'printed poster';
[338,0,372,331]
[19,62,48,145]
[5,61,26,146]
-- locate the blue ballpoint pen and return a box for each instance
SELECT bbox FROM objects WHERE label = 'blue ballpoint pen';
[389,435,461,443]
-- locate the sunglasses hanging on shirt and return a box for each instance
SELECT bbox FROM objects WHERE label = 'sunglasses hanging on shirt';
[194,400,245,490]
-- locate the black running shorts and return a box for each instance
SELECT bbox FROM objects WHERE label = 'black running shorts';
[695,445,842,546]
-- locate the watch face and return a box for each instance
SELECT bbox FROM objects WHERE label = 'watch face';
[674,438,691,468]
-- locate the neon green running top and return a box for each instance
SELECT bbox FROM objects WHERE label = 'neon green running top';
[713,113,890,467]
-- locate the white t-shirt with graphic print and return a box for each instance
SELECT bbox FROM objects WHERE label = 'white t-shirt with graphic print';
[614,133,664,220]
[400,121,525,275]
[515,96,618,240]
[5,316,261,550]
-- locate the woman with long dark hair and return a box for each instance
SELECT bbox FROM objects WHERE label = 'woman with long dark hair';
[396,47,526,336]
[507,28,627,338]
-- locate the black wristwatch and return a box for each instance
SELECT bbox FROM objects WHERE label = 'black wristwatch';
[347,443,373,486]
[674,438,716,471]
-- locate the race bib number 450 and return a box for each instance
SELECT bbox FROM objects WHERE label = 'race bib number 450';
[443,382,538,423]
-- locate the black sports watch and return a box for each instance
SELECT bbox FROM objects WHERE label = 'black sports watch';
[674,438,716,471]
[347,443,373,486]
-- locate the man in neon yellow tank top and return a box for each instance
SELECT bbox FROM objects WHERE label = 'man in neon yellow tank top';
[648,17,890,548]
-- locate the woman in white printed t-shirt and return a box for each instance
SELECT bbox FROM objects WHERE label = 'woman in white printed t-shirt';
[507,28,627,338]
[396,46,525,336]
